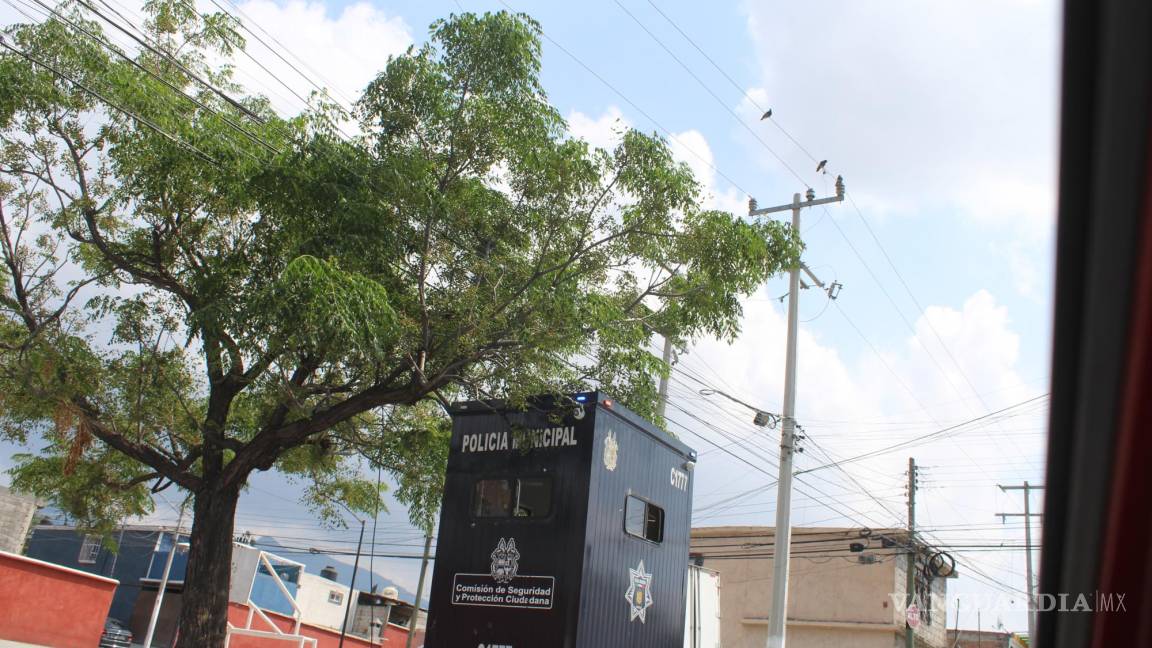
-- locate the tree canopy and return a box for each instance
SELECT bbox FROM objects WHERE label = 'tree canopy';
[0,3,799,643]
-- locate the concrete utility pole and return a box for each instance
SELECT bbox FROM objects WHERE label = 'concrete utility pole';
[748,177,845,648]
[337,519,366,648]
[997,482,1044,643]
[906,457,918,648]
[656,335,674,422]
[405,532,434,648]
[143,505,186,648]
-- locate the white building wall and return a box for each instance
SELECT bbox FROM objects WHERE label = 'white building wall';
[297,572,351,631]
[0,487,37,554]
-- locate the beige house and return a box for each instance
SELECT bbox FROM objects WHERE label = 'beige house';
[691,526,950,648]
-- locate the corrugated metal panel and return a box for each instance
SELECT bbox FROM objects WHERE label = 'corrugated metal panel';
[424,394,596,648]
[575,404,695,648]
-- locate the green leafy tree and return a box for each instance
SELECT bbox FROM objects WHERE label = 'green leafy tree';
[0,4,799,644]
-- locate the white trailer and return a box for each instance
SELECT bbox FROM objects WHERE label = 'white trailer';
[684,564,721,648]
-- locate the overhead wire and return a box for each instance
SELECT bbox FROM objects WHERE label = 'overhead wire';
[209,0,360,110]
[16,0,281,158]
[795,394,1049,476]
[665,355,909,520]
[494,0,754,199]
[639,0,822,167]
[611,0,810,188]
[822,205,1041,469]
[0,33,221,166]
[625,0,1047,477]
[660,349,1029,597]
[73,0,269,124]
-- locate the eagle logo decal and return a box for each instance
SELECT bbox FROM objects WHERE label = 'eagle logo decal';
[603,430,619,471]
[489,537,520,584]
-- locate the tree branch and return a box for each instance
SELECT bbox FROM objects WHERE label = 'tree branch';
[72,397,202,491]
[221,369,421,488]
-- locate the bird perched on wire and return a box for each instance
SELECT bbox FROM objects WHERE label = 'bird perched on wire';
[761,109,772,120]
[816,159,828,173]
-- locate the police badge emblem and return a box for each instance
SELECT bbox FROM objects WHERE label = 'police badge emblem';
[625,560,653,623]
[603,430,619,471]
[489,537,520,584]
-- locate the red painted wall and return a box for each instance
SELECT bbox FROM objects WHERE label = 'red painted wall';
[0,550,118,646]
[225,603,420,648]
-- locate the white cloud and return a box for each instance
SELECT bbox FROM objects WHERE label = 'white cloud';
[681,286,1044,631]
[566,106,629,152]
[226,0,412,115]
[998,240,1046,301]
[739,0,1060,241]
[904,290,1024,405]
[684,287,1044,520]
[669,129,747,215]
[567,108,747,215]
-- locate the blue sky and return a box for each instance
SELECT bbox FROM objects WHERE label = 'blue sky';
[1,0,1060,634]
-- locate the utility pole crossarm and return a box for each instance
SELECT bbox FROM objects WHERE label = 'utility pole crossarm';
[749,195,840,215]
[997,481,1041,642]
[749,176,845,217]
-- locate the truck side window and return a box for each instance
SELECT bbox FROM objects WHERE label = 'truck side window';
[515,477,552,517]
[472,477,553,518]
[473,479,513,517]
[624,495,664,543]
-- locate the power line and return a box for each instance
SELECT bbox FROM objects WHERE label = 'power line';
[669,366,1028,597]
[495,0,754,199]
[664,406,779,478]
[827,292,1031,486]
[668,352,907,527]
[0,34,221,166]
[639,0,822,167]
[630,0,1045,471]
[799,427,906,524]
[254,541,433,561]
[16,0,281,158]
[842,190,1041,458]
[796,394,1049,476]
[612,0,810,188]
[208,0,359,110]
[72,0,268,125]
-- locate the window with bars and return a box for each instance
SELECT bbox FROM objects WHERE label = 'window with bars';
[78,534,102,564]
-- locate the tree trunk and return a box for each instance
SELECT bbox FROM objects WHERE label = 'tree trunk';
[174,483,241,647]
